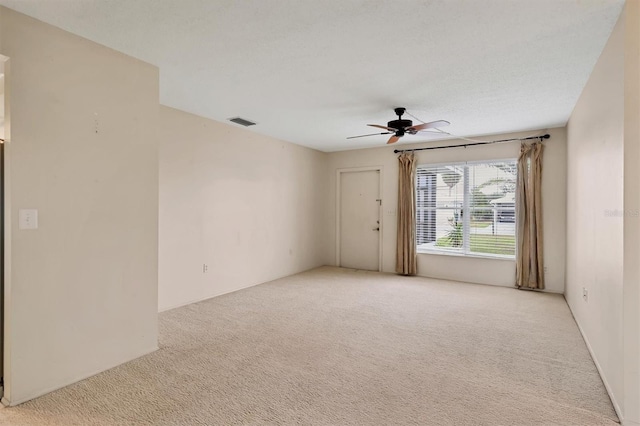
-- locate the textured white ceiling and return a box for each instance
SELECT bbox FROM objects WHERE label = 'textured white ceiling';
[0,0,624,151]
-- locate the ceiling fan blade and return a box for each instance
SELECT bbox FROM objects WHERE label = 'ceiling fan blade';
[387,135,400,144]
[368,124,397,131]
[416,129,447,135]
[346,132,393,139]
[406,120,451,132]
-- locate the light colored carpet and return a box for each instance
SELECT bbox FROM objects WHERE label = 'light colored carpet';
[0,267,618,425]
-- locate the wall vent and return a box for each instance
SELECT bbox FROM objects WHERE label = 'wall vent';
[228,117,256,127]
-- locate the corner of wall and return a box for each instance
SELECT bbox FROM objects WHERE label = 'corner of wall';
[565,4,626,420]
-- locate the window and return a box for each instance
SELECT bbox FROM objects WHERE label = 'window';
[416,159,517,258]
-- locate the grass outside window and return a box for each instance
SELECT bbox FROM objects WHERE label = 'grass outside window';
[435,234,515,256]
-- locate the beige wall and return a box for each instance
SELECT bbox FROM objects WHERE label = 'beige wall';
[623,1,640,424]
[0,70,4,139]
[566,9,627,420]
[325,127,567,293]
[0,7,159,405]
[158,106,328,312]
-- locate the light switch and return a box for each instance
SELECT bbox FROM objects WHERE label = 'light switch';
[19,209,38,230]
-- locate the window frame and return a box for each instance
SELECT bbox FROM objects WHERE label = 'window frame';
[415,158,517,260]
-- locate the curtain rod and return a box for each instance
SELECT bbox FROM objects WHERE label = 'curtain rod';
[393,134,550,154]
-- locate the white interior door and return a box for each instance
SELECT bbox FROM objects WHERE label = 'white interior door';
[339,169,380,271]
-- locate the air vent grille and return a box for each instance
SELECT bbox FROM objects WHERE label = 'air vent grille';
[228,117,256,127]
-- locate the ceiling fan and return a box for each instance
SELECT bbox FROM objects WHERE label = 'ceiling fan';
[348,107,450,145]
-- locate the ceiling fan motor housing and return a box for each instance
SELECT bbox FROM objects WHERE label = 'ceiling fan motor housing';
[388,119,413,132]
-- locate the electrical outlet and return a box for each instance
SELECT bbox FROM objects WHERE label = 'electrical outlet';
[544,266,548,274]
[583,287,588,302]
[203,264,208,273]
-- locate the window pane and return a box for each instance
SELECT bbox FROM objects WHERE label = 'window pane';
[416,166,464,251]
[468,161,517,257]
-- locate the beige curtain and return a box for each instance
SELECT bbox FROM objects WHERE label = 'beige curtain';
[396,152,417,276]
[516,142,544,289]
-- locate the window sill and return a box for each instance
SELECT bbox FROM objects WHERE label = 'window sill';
[416,249,515,262]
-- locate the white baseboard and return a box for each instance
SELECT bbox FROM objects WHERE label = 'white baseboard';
[565,297,624,424]
[159,265,325,313]
[623,419,639,426]
[2,345,159,407]
[159,281,264,313]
